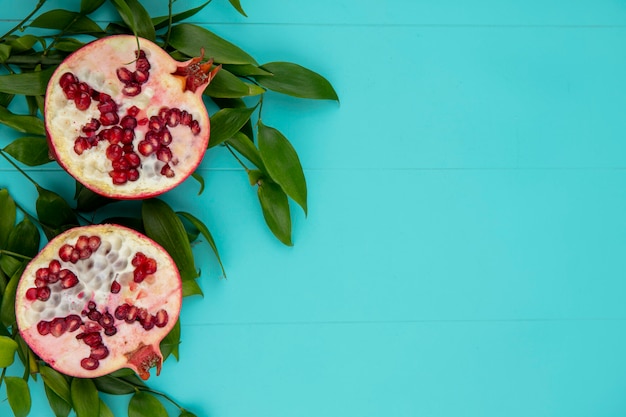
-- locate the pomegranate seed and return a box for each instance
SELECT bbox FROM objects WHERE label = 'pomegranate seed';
[87,310,102,321]
[81,357,99,370]
[74,92,91,111]
[110,170,128,184]
[64,83,79,99]
[133,268,145,283]
[159,129,172,146]
[37,287,51,301]
[137,308,149,322]
[82,332,103,347]
[127,169,140,182]
[136,57,150,72]
[99,312,115,327]
[87,301,97,310]
[149,116,163,132]
[158,107,169,120]
[37,321,51,336]
[108,126,123,144]
[138,117,149,125]
[26,288,38,301]
[114,304,130,320]
[120,115,137,129]
[122,144,134,154]
[97,92,111,102]
[141,315,155,330]
[110,281,121,294]
[97,100,117,113]
[104,326,117,336]
[125,152,141,168]
[78,82,91,93]
[106,144,123,161]
[121,128,134,144]
[61,272,79,289]
[133,70,149,84]
[160,164,175,178]
[145,131,160,147]
[49,260,61,274]
[59,72,77,89]
[50,317,67,337]
[143,258,157,275]
[122,83,141,96]
[132,252,147,266]
[137,140,155,156]
[166,108,181,127]
[111,158,130,171]
[83,321,102,332]
[156,147,172,163]
[127,105,140,117]
[70,249,80,263]
[116,67,134,84]
[180,110,192,125]
[88,236,101,251]
[35,268,50,281]
[74,137,90,155]
[65,314,83,332]
[79,248,92,259]
[190,120,201,135]
[47,273,59,284]
[75,235,89,250]
[125,306,138,323]
[82,118,101,133]
[34,277,47,288]
[100,111,120,126]
[154,310,169,328]
[90,345,109,360]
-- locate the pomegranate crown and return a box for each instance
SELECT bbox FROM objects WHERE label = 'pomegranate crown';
[172,48,221,93]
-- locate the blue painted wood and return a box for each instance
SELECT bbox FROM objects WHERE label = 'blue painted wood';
[2,1,626,416]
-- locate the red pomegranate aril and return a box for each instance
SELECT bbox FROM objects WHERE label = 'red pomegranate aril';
[126,306,138,323]
[37,287,51,301]
[122,84,141,96]
[64,83,79,99]
[37,321,51,336]
[59,72,77,88]
[108,126,124,144]
[161,164,175,178]
[180,110,192,125]
[75,235,89,251]
[79,248,91,259]
[61,272,79,289]
[50,317,67,337]
[82,118,101,133]
[35,268,49,281]
[143,258,157,275]
[134,70,149,84]
[136,56,150,71]
[87,309,102,321]
[90,345,109,360]
[26,288,38,301]
[110,281,121,294]
[82,332,103,347]
[120,115,137,129]
[132,252,147,266]
[110,170,128,185]
[74,138,90,155]
[149,116,163,132]
[70,249,80,264]
[111,158,130,171]
[97,100,117,114]
[99,312,115,327]
[115,304,130,320]
[116,67,134,84]
[74,92,91,110]
[154,310,168,328]
[104,326,117,336]
[133,268,145,283]
[65,314,83,332]
[122,128,135,144]
[100,111,120,126]
[125,152,141,168]
[106,144,123,161]
[34,277,47,288]
[127,105,140,117]
[141,316,155,330]
[49,260,61,274]
[81,357,99,370]
[166,108,180,127]
[159,129,172,145]
[88,236,101,251]
[137,140,155,156]
[127,168,140,182]
[156,147,172,163]
[190,120,201,135]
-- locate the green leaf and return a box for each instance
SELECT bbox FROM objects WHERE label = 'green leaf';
[258,179,292,246]
[191,172,205,195]
[93,375,137,395]
[160,319,181,360]
[153,1,212,30]
[36,187,79,239]
[177,211,226,278]
[179,412,199,417]
[255,62,338,100]
[54,38,85,52]
[0,189,16,249]
[5,218,40,258]
[128,391,168,417]
[4,136,51,166]
[44,383,72,417]
[0,266,23,327]
[258,122,307,214]
[142,199,197,281]
[5,377,31,417]
[181,279,203,298]
[169,23,258,65]
[0,44,10,63]
[71,378,100,417]
[30,10,103,33]
[204,68,265,98]
[226,132,265,171]
[7,35,40,53]
[98,399,114,417]
[110,0,156,41]
[227,0,248,17]
[208,106,256,148]
[0,335,18,367]
[223,64,272,77]
[74,182,115,212]
[0,106,45,135]
[40,365,72,404]
[81,0,106,14]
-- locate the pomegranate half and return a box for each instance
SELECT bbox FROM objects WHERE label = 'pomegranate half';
[15,224,182,380]
[45,35,219,199]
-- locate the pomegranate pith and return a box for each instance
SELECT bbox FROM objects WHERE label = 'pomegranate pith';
[15,224,182,380]
[45,35,219,199]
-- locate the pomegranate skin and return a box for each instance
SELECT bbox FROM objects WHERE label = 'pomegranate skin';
[45,35,215,199]
[15,224,182,379]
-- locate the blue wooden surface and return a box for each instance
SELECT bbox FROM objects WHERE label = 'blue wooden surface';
[2,1,626,416]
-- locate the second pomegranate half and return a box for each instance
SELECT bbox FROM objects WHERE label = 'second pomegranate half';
[45,35,219,199]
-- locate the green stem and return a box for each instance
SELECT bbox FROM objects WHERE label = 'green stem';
[163,0,175,50]
[0,0,47,41]
[225,144,250,172]
[0,249,33,261]
[3,55,63,66]
[0,150,41,189]
[0,366,6,390]
[138,386,184,411]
